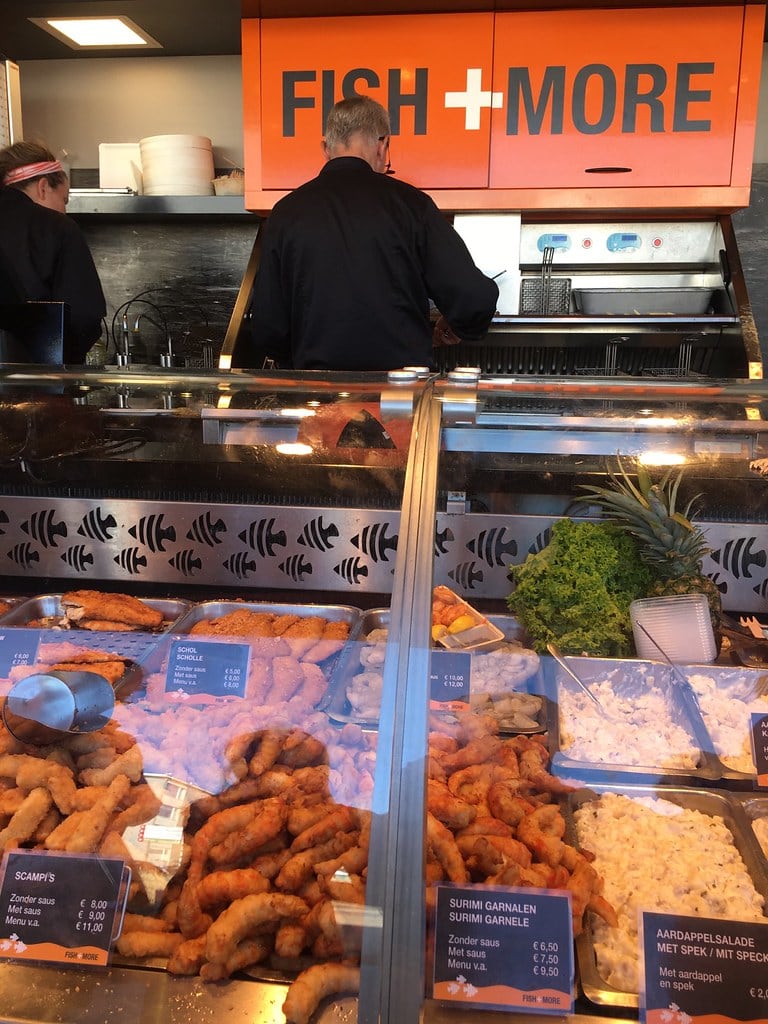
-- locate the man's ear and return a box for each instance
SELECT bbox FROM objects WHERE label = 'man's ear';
[321,139,331,162]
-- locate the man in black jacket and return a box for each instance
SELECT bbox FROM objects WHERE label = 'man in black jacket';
[0,141,106,363]
[247,96,498,371]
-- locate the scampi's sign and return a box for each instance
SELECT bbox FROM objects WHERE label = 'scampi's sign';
[242,6,764,203]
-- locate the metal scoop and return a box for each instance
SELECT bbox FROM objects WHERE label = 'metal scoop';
[546,643,607,712]
[632,621,710,711]
[2,670,115,746]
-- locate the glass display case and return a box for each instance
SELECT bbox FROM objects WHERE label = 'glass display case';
[0,367,766,1024]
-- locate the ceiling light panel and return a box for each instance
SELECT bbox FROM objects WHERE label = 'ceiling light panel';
[29,16,162,50]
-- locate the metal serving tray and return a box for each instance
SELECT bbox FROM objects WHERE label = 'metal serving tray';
[171,599,360,675]
[739,796,768,865]
[113,601,361,706]
[570,784,768,1012]
[0,595,191,662]
[547,656,721,785]
[326,611,548,731]
[676,664,768,786]
[171,600,360,639]
[573,286,715,315]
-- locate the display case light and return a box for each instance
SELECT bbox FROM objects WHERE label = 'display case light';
[29,16,162,50]
[276,442,313,456]
[638,451,688,467]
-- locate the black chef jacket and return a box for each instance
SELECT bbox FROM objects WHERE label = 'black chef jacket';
[247,157,499,371]
[0,187,106,363]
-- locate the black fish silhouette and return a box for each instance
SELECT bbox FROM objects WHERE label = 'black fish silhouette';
[21,509,67,548]
[223,551,258,579]
[239,517,287,557]
[168,549,203,577]
[448,561,484,590]
[8,542,39,570]
[279,554,313,582]
[434,526,454,556]
[529,528,552,556]
[753,579,768,599]
[351,522,398,563]
[710,537,767,580]
[77,508,117,542]
[61,545,94,572]
[113,548,147,574]
[333,556,368,585]
[129,514,176,553]
[0,509,9,535]
[297,516,339,552]
[186,512,227,547]
[706,571,728,596]
[466,527,518,567]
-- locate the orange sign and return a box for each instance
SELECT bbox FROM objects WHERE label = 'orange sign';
[242,6,765,211]
[490,7,745,189]
[257,14,494,189]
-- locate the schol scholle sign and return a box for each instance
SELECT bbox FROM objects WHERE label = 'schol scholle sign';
[242,7,764,200]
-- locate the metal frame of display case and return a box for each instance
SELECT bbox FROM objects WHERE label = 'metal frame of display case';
[0,369,767,1024]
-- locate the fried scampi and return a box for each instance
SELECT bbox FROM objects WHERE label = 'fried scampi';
[0,688,616,1024]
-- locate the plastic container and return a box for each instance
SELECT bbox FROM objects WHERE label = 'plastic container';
[630,594,717,664]
[139,134,215,196]
[99,142,143,192]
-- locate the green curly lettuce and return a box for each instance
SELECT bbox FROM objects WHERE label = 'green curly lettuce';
[506,518,653,657]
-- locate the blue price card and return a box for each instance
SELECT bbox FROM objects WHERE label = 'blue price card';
[430,650,471,704]
[641,911,768,1024]
[0,629,41,677]
[432,884,574,1013]
[750,713,768,788]
[165,639,250,700]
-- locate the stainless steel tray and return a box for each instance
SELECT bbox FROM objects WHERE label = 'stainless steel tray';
[677,663,768,785]
[739,795,768,864]
[171,600,360,639]
[326,611,547,730]
[0,595,191,662]
[547,656,721,785]
[573,286,715,315]
[2,594,190,630]
[570,784,768,1012]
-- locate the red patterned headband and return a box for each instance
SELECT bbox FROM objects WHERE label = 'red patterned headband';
[3,160,64,186]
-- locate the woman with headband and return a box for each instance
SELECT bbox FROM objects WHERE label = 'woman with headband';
[0,140,106,363]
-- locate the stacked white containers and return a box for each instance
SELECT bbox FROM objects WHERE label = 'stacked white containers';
[139,134,215,196]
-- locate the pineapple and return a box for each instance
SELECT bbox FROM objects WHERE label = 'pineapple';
[577,459,722,642]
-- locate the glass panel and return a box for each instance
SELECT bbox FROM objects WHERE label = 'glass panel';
[0,367,421,1022]
[0,368,416,507]
[419,377,768,1024]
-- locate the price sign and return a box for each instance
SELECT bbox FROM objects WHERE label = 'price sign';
[0,629,41,677]
[432,884,574,1013]
[749,713,768,787]
[641,911,768,1024]
[0,850,129,968]
[165,639,251,701]
[430,650,471,706]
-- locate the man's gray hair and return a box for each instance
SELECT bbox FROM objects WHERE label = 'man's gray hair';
[324,96,391,151]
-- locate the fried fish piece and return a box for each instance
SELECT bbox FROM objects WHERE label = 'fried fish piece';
[280,617,326,659]
[61,590,164,630]
[78,620,136,632]
[189,610,274,639]
[283,964,360,1024]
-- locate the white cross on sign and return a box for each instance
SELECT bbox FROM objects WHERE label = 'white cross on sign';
[444,68,503,130]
